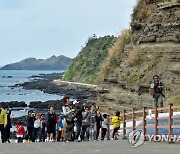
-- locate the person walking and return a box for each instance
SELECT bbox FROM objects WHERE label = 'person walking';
[0,106,7,143]
[150,75,165,108]
[112,111,121,140]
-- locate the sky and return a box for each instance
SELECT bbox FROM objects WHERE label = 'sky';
[0,0,137,66]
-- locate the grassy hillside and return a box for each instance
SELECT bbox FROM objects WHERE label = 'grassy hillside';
[64,35,116,83]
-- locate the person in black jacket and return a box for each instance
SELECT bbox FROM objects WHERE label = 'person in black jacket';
[96,107,103,140]
[25,110,35,142]
[151,75,165,108]
[46,106,57,142]
[4,108,12,143]
[73,100,84,142]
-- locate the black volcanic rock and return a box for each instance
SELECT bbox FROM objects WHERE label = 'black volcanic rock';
[1,55,72,70]
[0,101,27,108]
[19,73,91,100]
[29,100,63,110]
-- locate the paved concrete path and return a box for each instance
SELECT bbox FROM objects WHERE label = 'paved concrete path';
[0,140,179,154]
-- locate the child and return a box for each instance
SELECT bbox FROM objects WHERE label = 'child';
[16,121,25,143]
[56,114,64,142]
[101,114,108,140]
[112,111,121,140]
[40,114,46,142]
[32,113,41,142]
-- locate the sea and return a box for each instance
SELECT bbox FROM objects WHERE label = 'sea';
[0,70,64,117]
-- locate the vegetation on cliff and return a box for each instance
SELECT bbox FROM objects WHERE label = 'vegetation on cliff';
[64,35,116,83]
[97,30,132,83]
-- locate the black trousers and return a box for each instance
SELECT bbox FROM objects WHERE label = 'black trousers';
[5,127,11,142]
[0,124,5,143]
[75,121,82,140]
[26,127,33,141]
[101,128,107,140]
[112,127,119,139]
[17,137,23,143]
[96,125,101,140]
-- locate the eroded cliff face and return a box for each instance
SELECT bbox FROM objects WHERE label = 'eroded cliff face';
[132,0,180,44]
[97,1,180,114]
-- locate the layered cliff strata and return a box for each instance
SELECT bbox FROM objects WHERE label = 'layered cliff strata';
[132,0,180,44]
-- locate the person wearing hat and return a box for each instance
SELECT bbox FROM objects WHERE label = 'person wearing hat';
[62,96,74,142]
[0,106,7,143]
[151,75,165,108]
[73,100,84,142]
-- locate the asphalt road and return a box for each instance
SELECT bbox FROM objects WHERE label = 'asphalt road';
[0,140,179,154]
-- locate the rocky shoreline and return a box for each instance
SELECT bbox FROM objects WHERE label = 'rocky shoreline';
[17,73,91,100]
[1,72,95,139]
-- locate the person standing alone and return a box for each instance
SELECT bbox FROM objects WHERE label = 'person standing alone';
[150,75,165,108]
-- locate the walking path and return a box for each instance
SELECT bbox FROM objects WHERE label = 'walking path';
[53,79,97,88]
[0,140,179,154]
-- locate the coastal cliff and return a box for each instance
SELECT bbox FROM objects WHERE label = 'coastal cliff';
[96,0,180,114]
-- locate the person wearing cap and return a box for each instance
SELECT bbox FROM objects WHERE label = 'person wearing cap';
[62,96,74,142]
[73,100,84,142]
[151,75,165,108]
[0,106,7,143]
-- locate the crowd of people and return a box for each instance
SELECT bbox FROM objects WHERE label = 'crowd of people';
[0,96,121,143]
[0,75,165,143]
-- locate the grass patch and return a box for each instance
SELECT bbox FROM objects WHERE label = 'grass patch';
[97,29,132,83]
[125,47,143,67]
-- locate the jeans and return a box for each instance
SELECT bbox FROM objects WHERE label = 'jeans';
[89,123,97,140]
[81,125,90,141]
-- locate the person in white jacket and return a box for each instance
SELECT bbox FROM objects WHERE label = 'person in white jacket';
[62,96,74,142]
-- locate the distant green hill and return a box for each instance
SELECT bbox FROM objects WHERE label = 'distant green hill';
[64,35,116,83]
[1,55,72,70]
